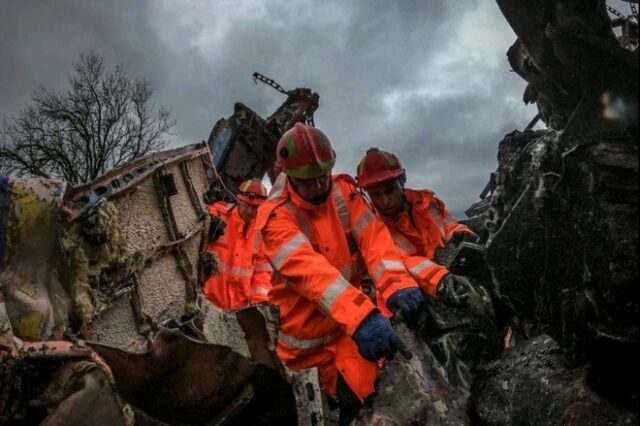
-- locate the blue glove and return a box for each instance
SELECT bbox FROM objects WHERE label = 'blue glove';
[353,312,412,362]
[387,287,425,319]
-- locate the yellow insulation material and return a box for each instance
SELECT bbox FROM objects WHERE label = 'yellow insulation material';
[59,201,140,324]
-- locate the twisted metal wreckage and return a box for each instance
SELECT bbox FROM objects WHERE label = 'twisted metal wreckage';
[1,1,638,424]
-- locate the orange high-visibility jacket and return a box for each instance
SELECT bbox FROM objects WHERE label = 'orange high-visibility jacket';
[380,188,476,296]
[204,202,272,310]
[255,173,419,401]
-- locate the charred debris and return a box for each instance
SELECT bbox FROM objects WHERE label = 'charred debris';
[1,1,638,425]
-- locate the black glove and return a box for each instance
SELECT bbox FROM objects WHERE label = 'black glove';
[437,274,472,307]
[353,312,412,362]
[208,214,226,242]
[387,287,425,320]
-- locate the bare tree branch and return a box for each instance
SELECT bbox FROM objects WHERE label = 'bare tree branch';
[0,51,174,184]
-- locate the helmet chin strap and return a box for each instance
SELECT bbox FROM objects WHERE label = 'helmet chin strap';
[394,176,411,217]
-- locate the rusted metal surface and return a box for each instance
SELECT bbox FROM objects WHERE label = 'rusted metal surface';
[0,311,132,426]
[206,75,319,201]
[87,326,281,425]
[63,144,214,222]
[0,142,298,424]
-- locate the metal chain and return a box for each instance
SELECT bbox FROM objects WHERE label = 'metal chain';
[631,2,638,18]
[607,4,625,19]
[252,72,316,126]
[252,72,288,94]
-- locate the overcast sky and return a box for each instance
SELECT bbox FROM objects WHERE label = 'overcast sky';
[1,1,633,215]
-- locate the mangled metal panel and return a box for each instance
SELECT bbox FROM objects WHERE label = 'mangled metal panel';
[59,143,215,352]
[0,177,69,343]
[206,74,319,201]
[0,301,133,425]
[0,143,300,424]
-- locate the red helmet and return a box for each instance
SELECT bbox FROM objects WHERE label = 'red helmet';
[237,178,268,206]
[356,148,405,189]
[276,123,336,179]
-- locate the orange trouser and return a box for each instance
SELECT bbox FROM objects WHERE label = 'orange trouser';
[280,334,379,402]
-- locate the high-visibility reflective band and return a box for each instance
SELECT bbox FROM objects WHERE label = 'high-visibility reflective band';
[331,185,350,230]
[252,232,261,252]
[352,210,375,239]
[389,228,415,255]
[339,265,353,281]
[279,330,341,350]
[371,259,406,283]
[272,233,309,270]
[218,261,253,277]
[408,259,437,276]
[268,173,287,201]
[251,286,270,295]
[447,225,468,236]
[428,202,445,231]
[283,201,314,243]
[254,263,273,272]
[320,276,351,313]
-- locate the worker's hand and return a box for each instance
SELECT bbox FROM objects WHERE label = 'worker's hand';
[208,215,226,242]
[387,287,425,320]
[353,312,412,362]
[437,274,472,307]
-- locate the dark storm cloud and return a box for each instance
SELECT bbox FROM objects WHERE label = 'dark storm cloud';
[1,0,539,214]
[0,0,163,112]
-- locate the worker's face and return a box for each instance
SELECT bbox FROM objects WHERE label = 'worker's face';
[366,179,405,218]
[289,171,332,204]
[238,201,258,223]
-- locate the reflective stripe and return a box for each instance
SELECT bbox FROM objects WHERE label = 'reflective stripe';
[331,185,350,230]
[272,233,309,269]
[254,263,272,272]
[279,330,341,350]
[428,201,445,232]
[408,259,437,276]
[448,224,468,236]
[253,232,261,253]
[389,228,414,254]
[339,265,353,281]
[251,286,270,295]
[352,210,375,239]
[268,173,287,201]
[218,261,253,277]
[319,276,350,313]
[371,259,406,283]
[283,201,314,242]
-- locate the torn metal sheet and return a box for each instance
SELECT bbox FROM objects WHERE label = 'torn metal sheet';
[87,326,289,425]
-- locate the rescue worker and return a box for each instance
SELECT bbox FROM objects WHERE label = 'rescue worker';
[255,123,424,424]
[203,178,272,310]
[356,148,477,306]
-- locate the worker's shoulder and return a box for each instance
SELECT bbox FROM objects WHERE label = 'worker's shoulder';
[333,173,357,186]
[406,188,436,198]
[333,173,360,196]
[208,200,234,215]
[254,181,291,230]
[406,188,442,210]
